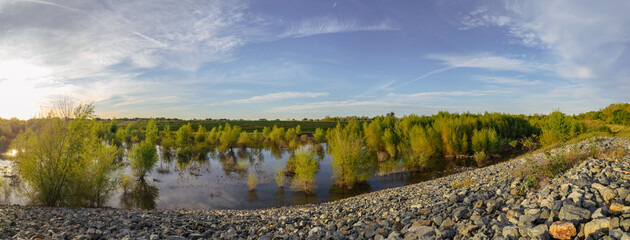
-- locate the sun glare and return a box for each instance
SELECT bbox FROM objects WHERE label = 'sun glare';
[0,60,53,119]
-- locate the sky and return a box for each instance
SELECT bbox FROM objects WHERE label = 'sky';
[0,0,629,120]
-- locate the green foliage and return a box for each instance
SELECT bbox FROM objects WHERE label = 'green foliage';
[313,128,326,143]
[474,151,487,167]
[219,123,241,152]
[237,131,251,147]
[194,124,207,144]
[145,119,158,144]
[540,111,587,146]
[472,128,500,154]
[290,146,319,194]
[612,110,630,126]
[176,123,193,147]
[327,120,373,188]
[12,104,119,207]
[130,141,158,178]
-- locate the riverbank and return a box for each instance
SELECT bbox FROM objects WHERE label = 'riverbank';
[1,137,629,239]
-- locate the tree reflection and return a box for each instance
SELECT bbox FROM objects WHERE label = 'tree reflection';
[328,182,371,202]
[120,179,159,210]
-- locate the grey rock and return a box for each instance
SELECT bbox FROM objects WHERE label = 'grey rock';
[558,204,591,224]
[502,226,519,239]
[452,207,470,221]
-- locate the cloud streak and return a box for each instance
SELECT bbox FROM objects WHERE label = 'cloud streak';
[282,16,398,38]
[211,91,329,106]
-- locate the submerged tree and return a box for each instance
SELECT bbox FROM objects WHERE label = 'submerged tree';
[290,145,319,194]
[327,120,373,188]
[12,103,119,207]
[130,119,159,178]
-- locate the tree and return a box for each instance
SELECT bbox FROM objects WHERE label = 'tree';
[290,146,319,194]
[145,119,158,144]
[12,104,119,207]
[130,141,158,178]
[326,121,372,188]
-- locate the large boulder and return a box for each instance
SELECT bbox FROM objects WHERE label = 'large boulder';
[549,221,576,240]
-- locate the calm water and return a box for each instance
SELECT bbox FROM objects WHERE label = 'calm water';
[1,145,455,210]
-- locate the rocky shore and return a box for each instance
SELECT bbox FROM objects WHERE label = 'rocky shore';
[1,137,630,240]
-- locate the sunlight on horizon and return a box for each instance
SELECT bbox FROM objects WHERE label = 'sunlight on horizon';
[0,60,54,119]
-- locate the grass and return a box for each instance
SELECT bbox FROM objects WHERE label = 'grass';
[451,179,474,188]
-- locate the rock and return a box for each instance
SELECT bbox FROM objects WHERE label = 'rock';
[308,227,322,237]
[549,221,576,240]
[599,187,618,203]
[609,228,624,239]
[405,226,434,238]
[412,219,431,226]
[473,200,484,209]
[528,224,549,239]
[621,218,630,231]
[609,202,630,215]
[558,204,591,224]
[502,226,519,239]
[440,219,455,229]
[149,234,159,240]
[452,207,470,221]
[584,218,611,238]
[458,225,478,236]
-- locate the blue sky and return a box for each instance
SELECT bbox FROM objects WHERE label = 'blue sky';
[0,0,629,119]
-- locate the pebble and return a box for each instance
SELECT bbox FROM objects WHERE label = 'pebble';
[1,137,628,240]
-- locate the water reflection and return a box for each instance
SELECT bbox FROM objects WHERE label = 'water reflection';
[328,182,372,202]
[120,179,159,210]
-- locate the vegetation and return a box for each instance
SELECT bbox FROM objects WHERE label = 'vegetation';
[130,119,159,178]
[289,146,319,194]
[274,166,285,188]
[327,120,373,188]
[11,104,119,207]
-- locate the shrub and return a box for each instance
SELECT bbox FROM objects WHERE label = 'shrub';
[12,104,119,207]
[130,141,158,178]
[313,128,326,143]
[327,121,373,188]
[290,146,319,194]
[247,171,258,191]
[474,151,487,167]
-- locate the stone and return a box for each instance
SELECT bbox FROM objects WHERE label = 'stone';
[308,227,322,237]
[558,204,591,224]
[592,207,607,219]
[459,225,479,236]
[150,234,159,240]
[502,226,519,239]
[584,218,611,238]
[600,187,618,203]
[528,224,549,239]
[440,219,456,229]
[406,226,434,238]
[412,219,431,226]
[621,218,630,231]
[452,207,470,221]
[609,228,624,239]
[549,221,576,240]
[473,200,484,209]
[609,202,630,215]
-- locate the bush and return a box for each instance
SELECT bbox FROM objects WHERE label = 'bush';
[474,151,487,167]
[130,141,158,178]
[313,128,326,143]
[290,146,319,194]
[327,121,373,188]
[12,104,119,207]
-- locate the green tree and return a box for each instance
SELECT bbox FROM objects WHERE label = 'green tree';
[326,121,372,188]
[313,128,326,143]
[12,104,119,207]
[145,119,158,144]
[130,141,158,178]
[290,146,319,194]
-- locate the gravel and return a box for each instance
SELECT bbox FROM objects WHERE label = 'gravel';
[1,137,630,239]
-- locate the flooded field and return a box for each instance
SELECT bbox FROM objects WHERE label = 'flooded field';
[0,145,458,210]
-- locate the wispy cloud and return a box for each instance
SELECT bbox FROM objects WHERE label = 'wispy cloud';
[282,16,398,38]
[427,53,536,72]
[211,91,329,106]
[267,100,409,113]
[477,76,542,86]
[459,0,630,97]
[389,90,497,99]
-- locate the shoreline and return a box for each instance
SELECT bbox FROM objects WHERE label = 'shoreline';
[1,137,629,239]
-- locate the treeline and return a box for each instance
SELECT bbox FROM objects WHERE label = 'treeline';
[581,103,630,126]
